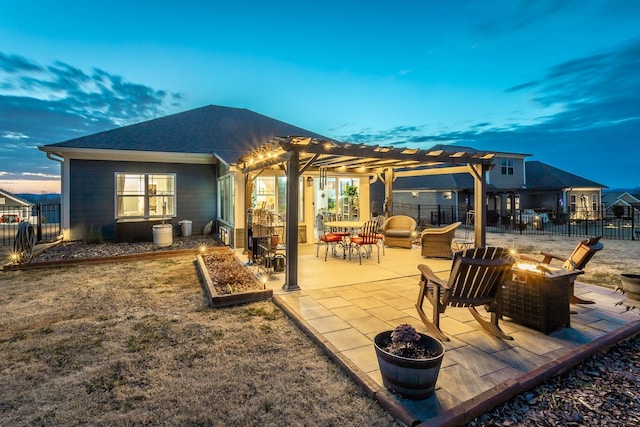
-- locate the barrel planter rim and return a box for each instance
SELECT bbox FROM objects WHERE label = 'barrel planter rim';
[620,273,640,300]
[374,330,445,361]
[373,330,445,400]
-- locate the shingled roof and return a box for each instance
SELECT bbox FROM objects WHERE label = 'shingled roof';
[525,161,607,190]
[42,105,328,164]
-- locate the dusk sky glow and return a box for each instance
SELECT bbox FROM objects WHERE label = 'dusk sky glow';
[1,0,639,194]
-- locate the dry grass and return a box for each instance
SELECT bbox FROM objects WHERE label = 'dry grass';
[1,234,638,426]
[0,256,399,427]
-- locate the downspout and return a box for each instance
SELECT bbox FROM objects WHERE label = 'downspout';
[46,152,67,240]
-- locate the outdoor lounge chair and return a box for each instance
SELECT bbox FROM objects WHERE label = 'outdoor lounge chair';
[519,236,603,305]
[416,246,514,341]
[420,221,462,258]
[382,215,416,248]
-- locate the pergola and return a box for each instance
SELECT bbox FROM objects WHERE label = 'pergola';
[239,136,498,292]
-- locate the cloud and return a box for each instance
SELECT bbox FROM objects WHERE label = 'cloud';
[0,52,184,188]
[22,172,60,179]
[335,39,640,189]
[2,131,29,140]
[509,38,640,130]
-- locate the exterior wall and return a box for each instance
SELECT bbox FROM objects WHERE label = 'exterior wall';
[68,159,216,241]
[566,188,602,220]
[488,156,526,188]
[519,191,562,211]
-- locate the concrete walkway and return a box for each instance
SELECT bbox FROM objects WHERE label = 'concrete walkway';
[251,243,640,427]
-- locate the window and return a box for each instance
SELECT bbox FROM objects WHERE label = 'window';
[592,194,598,212]
[506,194,520,210]
[570,194,577,213]
[500,158,514,175]
[218,174,234,223]
[253,176,303,220]
[116,173,175,218]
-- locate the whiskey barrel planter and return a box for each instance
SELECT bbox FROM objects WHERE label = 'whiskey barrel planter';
[374,331,445,400]
[620,274,640,301]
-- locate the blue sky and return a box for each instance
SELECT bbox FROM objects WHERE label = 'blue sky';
[1,0,639,193]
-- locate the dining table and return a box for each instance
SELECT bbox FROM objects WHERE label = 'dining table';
[324,220,365,259]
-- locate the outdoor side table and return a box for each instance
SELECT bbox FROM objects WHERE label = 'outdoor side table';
[501,264,583,333]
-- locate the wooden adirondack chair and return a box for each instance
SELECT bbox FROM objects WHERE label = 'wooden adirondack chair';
[416,247,514,342]
[520,236,603,305]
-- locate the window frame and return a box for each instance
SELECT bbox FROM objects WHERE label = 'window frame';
[500,158,514,175]
[218,173,235,225]
[115,172,176,219]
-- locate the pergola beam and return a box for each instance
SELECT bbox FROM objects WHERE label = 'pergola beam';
[238,136,504,291]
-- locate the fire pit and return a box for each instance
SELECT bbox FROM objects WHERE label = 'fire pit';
[620,274,640,301]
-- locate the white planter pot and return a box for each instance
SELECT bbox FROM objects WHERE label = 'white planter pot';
[152,224,173,247]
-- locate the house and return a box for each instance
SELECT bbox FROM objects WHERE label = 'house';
[38,105,340,244]
[601,191,640,219]
[40,105,506,254]
[389,145,607,225]
[0,189,33,223]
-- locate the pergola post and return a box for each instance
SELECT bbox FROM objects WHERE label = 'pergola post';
[283,151,301,292]
[471,163,487,247]
[244,174,253,255]
[383,167,394,217]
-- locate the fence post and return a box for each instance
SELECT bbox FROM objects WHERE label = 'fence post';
[36,203,42,242]
[437,205,442,226]
[417,204,421,226]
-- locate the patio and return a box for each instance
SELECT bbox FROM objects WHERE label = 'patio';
[245,240,640,426]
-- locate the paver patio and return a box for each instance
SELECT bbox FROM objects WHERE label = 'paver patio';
[252,242,640,426]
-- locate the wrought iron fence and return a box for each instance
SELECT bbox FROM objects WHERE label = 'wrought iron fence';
[1,203,61,247]
[392,202,640,241]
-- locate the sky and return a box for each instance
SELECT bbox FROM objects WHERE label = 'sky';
[1,0,639,194]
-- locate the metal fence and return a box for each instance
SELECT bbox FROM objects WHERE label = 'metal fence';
[392,202,640,241]
[1,203,61,247]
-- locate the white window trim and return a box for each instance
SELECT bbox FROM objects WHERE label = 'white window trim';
[114,172,176,219]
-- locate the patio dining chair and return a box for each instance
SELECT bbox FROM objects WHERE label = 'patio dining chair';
[349,220,382,264]
[519,236,603,305]
[316,221,344,261]
[416,246,514,341]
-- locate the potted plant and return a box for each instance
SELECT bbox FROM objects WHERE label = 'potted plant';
[374,324,445,400]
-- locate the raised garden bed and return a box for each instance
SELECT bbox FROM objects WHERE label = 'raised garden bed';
[196,248,272,308]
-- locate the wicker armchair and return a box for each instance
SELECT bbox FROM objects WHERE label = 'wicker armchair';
[382,215,416,248]
[420,222,462,258]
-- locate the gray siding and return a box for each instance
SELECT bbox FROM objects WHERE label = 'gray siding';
[69,160,217,240]
[488,157,525,188]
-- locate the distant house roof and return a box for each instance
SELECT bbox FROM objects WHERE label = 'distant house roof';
[392,172,476,191]
[601,191,640,207]
[40,105,329,165]
[525,161,607,190]
[0,189,32,206]
[428,144,531,159]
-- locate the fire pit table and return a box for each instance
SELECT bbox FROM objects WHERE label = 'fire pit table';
[501,263,584,333]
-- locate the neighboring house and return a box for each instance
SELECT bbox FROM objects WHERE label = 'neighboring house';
[523,161,607,221]
[601,191,640,218]
[0,189,33,223]
[390,145,607,225]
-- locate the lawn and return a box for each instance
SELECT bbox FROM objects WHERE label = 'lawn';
[0,256,400,426]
